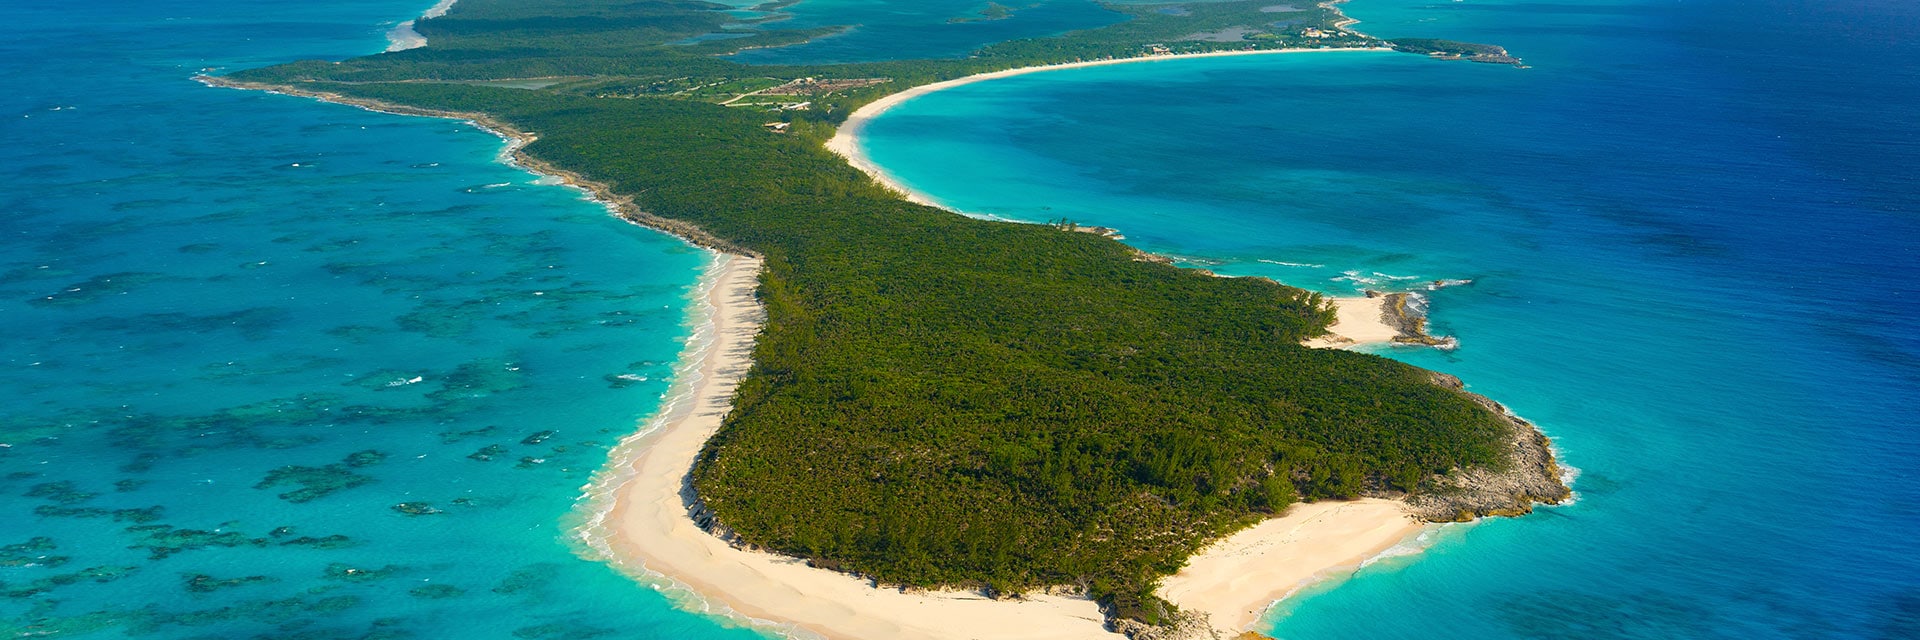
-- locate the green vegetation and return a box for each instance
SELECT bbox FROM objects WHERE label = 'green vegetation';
[1388,38,1523,65]
[225,0,1526,627]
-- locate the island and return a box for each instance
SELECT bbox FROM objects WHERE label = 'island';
[1387,38,1526,66]
[206,0,1567,637]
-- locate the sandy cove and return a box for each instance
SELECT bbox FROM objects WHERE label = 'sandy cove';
[1155,500,1421,638]
[1302,295,1399,349]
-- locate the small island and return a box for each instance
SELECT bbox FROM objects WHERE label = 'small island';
[1388,38,1526,66]
[210,0,1565,637]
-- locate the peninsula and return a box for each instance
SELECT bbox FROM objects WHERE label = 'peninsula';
[213,0,1567,636]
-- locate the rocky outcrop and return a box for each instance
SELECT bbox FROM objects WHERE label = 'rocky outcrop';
[1377,291,1458,349]
[1403,372,1571,521]
[1111,611,1224,640]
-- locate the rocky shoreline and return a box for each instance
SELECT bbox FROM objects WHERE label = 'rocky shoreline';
[1364,290,1570,522]
[1373,290,1459,349]
[1400,372,1572,522]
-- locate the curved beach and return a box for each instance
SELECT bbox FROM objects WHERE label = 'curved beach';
[1155,499,1421,638]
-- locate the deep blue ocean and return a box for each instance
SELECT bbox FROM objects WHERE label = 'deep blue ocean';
[856,0,1920,638]
[5,0,1915,638]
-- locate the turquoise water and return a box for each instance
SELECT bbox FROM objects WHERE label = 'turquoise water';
[0,1,756,637]
[859,0,1920,637]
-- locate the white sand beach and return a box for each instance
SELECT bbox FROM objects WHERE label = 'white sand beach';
[1302,295,1400,349]
[821,48,1406,352]
[1156,500,1423,638]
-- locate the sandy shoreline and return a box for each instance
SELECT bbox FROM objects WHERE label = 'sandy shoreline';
[385,0,459,52]
[1155,500,1423,637]
[1302,295,1398,349]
